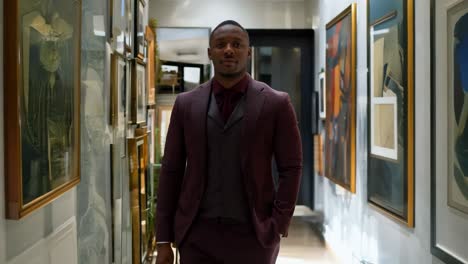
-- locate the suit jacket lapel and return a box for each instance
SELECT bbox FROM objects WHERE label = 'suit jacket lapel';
[208,93,225,129]
[241,77,266,173]
[192,80,212,187]
[224,96,245,130]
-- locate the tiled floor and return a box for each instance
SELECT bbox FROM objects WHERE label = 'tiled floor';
[277,217,340,264]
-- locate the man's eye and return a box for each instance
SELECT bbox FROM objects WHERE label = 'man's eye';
[233,42,240,48]
[216,43,225,48]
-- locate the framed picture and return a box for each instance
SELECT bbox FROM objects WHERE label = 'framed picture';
[369,10,400,161]
[111,0,127,54]
[110,144,125,263]
[134,0,145,60]
[127,134,149,264]
[446,0,468,216]
[431,0,468,263]
[147,109,156,164]
[318,71,326,119]
[367,0,415,227]
[324,3,357,193]
[125,0,134,56]
[314,134,324,176]
[146,26,156,106]
[111,53,127,128]
[131,59,147,124]
[126,59,132,121]
[4,0,81,219]
[156,105,174,159]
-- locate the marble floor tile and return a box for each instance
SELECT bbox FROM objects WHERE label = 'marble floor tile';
[277,217,340,264]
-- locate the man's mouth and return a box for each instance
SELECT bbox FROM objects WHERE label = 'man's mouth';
[222,59,236,65]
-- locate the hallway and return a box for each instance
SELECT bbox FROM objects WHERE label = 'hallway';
[277,216,339,264]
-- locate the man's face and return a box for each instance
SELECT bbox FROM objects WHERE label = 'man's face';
[208,25,251,78]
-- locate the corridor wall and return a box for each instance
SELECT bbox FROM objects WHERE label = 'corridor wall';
[0,0,114,263]
[313,0,443,263]
[0,0,79,263]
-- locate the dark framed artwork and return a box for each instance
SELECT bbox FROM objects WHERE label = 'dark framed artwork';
[324,3,357,193]
[111,53,127,128]
[367,0,415,227]
[4,0,81,219]
[318,71,326,119]
[134,0,145,60]
[131,59,147,124]
[431,0,468,263]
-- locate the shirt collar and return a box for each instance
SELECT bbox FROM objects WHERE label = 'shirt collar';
[213,74,249,96]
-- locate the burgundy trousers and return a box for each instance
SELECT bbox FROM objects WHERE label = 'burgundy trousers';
[178,218,280,264]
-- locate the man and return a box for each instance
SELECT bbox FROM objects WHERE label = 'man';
[155,20,303,264]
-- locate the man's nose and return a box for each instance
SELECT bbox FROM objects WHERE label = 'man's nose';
[224,44,234,55]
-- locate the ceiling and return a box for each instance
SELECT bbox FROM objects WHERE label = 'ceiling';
[157,27,210,65]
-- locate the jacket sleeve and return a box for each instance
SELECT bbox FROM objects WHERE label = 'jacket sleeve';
[155,96,186,242]
[272,94,303,237]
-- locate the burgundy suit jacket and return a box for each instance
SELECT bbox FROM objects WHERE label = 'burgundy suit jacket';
[155,75,303,248]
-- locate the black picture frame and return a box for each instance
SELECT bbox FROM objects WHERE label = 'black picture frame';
[430,0,468,263]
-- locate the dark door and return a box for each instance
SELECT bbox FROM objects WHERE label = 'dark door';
[247,29,315,209]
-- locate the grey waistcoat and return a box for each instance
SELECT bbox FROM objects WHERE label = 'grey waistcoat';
[199,93,250,222]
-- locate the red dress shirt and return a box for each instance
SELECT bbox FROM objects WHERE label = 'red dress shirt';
[212,75,249,123]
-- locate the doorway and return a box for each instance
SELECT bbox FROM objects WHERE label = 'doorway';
[247,29,315,209]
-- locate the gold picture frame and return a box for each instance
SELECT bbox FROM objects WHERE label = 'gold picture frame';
[367,0,415,228]
[131,58,147,125]
[4,0,82,219]
[146,26,156,106]
[324,3,357,193]
[128,133,150,263]
[111,53,127,127]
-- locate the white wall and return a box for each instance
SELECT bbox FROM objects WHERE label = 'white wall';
[149,0,316,29]
[313,0,443,263]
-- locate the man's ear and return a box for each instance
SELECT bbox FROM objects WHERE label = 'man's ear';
[248,46,252,58]
[207,47,212,60]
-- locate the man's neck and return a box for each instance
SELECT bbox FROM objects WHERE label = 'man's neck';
[214,72,247,89]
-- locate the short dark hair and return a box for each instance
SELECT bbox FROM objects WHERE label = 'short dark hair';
[209,20,249,46]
